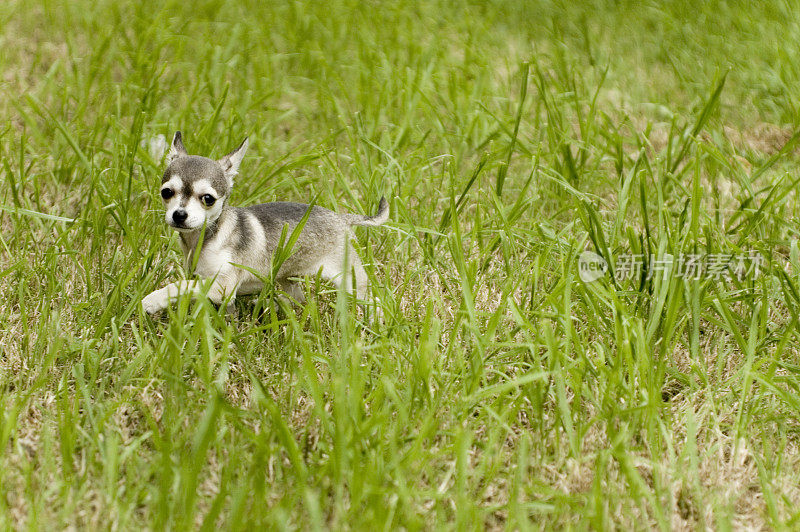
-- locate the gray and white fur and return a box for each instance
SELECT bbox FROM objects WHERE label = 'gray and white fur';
[141,131,388,314]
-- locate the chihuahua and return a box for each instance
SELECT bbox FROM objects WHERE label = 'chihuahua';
[141,132,388,314]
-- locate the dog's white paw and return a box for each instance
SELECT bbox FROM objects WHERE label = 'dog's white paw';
[141,290,166,315]
[370,304,385,325]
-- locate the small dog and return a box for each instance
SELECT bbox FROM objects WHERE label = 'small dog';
[141,132,388,314]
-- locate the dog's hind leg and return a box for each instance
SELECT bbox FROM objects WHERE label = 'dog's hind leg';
[277,278,307,305]
[316,254,368,300]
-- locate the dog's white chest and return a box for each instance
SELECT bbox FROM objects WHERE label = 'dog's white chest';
[193,244,233,279]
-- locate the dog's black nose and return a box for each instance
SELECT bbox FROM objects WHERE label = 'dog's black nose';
[172,209,188,225]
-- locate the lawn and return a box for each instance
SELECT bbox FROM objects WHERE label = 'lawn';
[2,0,800,529]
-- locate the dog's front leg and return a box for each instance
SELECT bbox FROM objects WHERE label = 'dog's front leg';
[141,279,235,315]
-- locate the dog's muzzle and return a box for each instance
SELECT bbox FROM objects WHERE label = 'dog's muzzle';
[172,209,188,226]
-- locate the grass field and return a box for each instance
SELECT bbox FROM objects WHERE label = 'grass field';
[3,0,800,529]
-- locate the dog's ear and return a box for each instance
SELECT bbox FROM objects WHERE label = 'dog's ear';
[167,131,188,163]
[218,137,249,185]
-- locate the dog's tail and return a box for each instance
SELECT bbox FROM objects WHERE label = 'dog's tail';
[345,197,389,227]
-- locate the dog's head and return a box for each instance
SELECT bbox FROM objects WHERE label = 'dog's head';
[158,131,248,231]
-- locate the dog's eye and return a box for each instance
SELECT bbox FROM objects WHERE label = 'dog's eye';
[160,188,174,200]
[201,194,216,207]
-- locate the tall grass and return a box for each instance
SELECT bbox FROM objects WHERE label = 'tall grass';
[2,0,800,529]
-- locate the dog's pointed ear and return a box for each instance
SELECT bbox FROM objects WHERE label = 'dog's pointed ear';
[167,131,188,163]
[219,137,249,184]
